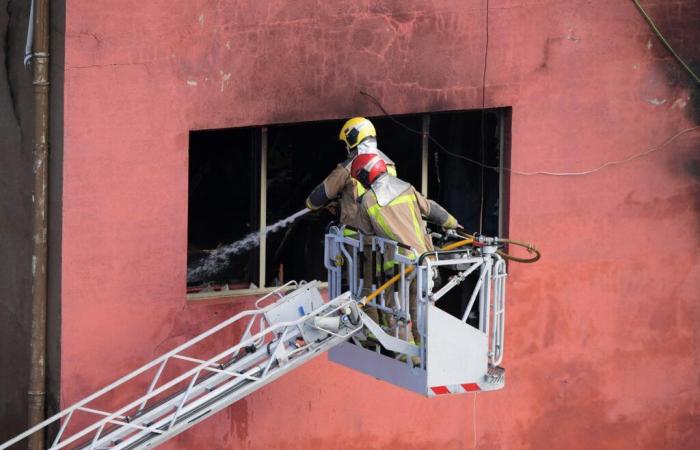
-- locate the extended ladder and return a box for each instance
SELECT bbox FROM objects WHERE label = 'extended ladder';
[1,281,361,450]
[2,230,518,449]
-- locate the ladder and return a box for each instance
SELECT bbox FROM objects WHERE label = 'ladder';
[1,281,361,450]
[2,230,519,449]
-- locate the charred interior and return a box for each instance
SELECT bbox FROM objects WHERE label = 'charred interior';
[187,109,509,313]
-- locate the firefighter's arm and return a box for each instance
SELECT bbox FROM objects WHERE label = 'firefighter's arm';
[415,190,459,229]
[305,165,349,210]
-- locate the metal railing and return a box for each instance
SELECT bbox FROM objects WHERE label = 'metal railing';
[1,281,361,450]
[324,227,508,369]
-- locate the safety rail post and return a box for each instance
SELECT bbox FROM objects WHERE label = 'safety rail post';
[490,256,507,366]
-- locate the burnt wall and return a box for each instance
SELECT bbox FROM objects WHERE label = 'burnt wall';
[55,1,700,449]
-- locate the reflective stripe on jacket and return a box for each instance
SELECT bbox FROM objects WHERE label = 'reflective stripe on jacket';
[358,184,458,260]
[306,156,396,231]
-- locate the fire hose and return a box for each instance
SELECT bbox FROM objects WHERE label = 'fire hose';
[360,231,540,307]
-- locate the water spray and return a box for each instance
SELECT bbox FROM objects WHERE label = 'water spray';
[188,208,311,282]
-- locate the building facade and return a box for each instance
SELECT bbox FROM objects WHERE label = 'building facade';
[2,0,699,448]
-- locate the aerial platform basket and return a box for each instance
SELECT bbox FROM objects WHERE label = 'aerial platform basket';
[325,226,507,396]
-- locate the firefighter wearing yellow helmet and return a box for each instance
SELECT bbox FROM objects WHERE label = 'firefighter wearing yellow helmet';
[305,117,396,229]
[305,117,396,329]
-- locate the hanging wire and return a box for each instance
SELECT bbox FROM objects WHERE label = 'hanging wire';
[478,0,490,231]
[631,0,700,85]
[360,91,700,177]
[24,0,36,68]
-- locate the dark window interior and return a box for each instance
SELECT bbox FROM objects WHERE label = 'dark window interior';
[187,128,257,288]
[264,122,342,286]
[187,109,509,313]
[427,110,506,322]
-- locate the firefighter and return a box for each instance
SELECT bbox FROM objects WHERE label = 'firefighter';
[305,117,395,225]
[350,153,460,346]
[305,118,396,326]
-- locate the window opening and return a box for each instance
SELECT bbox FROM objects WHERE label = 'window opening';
[428,109,507,323]
[186,109,510,309]
[187,127,257,290]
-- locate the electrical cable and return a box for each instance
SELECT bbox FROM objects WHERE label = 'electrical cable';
[455,229,541,264]
[631,0,700,85]
[24,0,36,68]
[359,230,539,307]
[478,0,490,233]
[360,91,700,177]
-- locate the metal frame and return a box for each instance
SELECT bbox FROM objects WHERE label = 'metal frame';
[325,228,507,374]
[1,282,361,450]
[258,127,268,288]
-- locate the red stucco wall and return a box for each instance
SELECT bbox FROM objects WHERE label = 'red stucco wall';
[60,1,700,448]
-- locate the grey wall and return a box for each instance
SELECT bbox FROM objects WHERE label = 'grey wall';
[0,0,35,443]
[0,0,64,445]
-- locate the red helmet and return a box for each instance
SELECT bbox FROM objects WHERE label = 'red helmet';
[351,153,387,188]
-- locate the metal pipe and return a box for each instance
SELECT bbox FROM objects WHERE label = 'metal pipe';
[28,0,50,449]
[258,127,268,288]
[421,115,429,196]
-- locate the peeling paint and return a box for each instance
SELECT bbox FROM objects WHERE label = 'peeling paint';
[220,70,231,92]
[647,98,667,106]
[566,27,580,42]
[671,97,688,109]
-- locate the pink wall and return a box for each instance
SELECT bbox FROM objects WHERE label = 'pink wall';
[60,1,700,448]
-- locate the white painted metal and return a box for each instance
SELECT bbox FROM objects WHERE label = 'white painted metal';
[426,304,488,388]
[327,228,508,395]
[0,282,361,450]
[421,115,430,196]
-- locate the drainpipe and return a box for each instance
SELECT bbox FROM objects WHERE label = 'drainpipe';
[28,0,50,449]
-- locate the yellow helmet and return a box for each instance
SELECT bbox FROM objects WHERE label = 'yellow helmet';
[339,117,376,150]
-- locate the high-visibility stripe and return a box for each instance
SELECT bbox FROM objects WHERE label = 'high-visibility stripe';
[376,260,397,273]
[430,386,450,395]
[367,192,426,254]
[367,203,399,242]
[406,200,428,250]
[355,179,366,197]
[430,383,482,396]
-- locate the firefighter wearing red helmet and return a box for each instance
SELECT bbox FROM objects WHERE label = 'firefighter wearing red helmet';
[351,153,459,346]
[351,154,458,254]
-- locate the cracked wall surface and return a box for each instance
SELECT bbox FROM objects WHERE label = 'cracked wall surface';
[53,0,700,449]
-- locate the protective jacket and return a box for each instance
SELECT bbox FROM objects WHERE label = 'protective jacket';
[357,175,458,256]
[306,149,395,230]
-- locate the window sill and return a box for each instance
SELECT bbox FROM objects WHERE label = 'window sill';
[187,282,328,305]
